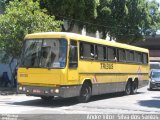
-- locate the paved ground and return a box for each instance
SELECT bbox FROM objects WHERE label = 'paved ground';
[0,86,160,119]
[0,86,160,114]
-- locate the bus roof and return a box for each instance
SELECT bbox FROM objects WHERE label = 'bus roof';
[25,32,149,53]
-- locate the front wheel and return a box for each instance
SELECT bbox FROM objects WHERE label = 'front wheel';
[78,83,92,103]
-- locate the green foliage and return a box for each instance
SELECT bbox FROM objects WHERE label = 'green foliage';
[41,0,160,44]
[44,0,99,31]
[114,0,147,43]
[0,0,6,12]
[0,0,159,60]
[0,0,62,59]
[0,0,11,12]
[96,0,160,44]
[145,0,160,37]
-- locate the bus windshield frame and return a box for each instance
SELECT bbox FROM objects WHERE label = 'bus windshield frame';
[20,38,68,69]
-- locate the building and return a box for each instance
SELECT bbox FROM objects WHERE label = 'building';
[135,35,160,62]
[0,51,17,86]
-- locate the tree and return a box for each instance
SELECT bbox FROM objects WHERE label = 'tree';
[0,0,62,59]
[0,0,12,13]
[114,0,147,43]
[0,0,7,13]
[96,0,160,44]
[39,0,160,44]
[0,0,62,82]
[144,0,160,37]
[96,0,113,39]
[42,0,99,32]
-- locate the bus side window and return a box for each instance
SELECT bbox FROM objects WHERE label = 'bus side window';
[80,42,84,58]
[118,49,126,62]
[69,40,78,68]
[104,47,108,61]
[134,52,138,63]
[143,53,148,64]
[136,52,143,63]
[97,45,105,61]
[80,42,90,59]
[80,42,94,60]
[130,51,134,62]
[126,50,130,62]
[90,44,95,59]
[108,47,116,61]
[126,50,134,63]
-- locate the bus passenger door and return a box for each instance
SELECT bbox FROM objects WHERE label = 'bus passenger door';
[68,40,79,85]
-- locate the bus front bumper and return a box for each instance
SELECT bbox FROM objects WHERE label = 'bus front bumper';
[17,85,81,98]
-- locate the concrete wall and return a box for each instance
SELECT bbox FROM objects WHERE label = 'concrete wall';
[0,59,17,86]
[0,64,11,79]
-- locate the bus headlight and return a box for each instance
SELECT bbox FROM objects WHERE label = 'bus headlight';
[55,89,59,93]
[50,89,54,93]
[19,86,23,91]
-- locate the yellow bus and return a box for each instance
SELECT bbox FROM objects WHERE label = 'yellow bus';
[18,32,149,102]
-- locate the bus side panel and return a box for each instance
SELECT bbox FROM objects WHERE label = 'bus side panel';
[79,60,149,96]
[79,61,119,95]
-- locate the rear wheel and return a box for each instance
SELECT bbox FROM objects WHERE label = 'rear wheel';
[124,81,132,95]
[131,81,138,94]
[78,83,92,103]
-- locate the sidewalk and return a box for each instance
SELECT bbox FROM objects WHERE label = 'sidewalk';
[0,87,17,95]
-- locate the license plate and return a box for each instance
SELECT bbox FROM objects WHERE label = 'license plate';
[33,89,42,93]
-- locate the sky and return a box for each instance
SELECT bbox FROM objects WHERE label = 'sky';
[149,0,160,2]
[148,0,160,4]
[156,0,160,3]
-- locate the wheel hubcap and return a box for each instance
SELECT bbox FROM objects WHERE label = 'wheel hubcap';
[82,88,89,97]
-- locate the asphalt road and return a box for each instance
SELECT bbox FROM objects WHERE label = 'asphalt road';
[0,86,160,119]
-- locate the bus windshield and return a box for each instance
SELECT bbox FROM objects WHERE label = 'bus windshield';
[20,38,67,68]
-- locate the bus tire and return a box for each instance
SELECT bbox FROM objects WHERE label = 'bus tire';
[131,80,138,94]
[78,83,92,103]
[124,81,132,95]
[41,96,54,101]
